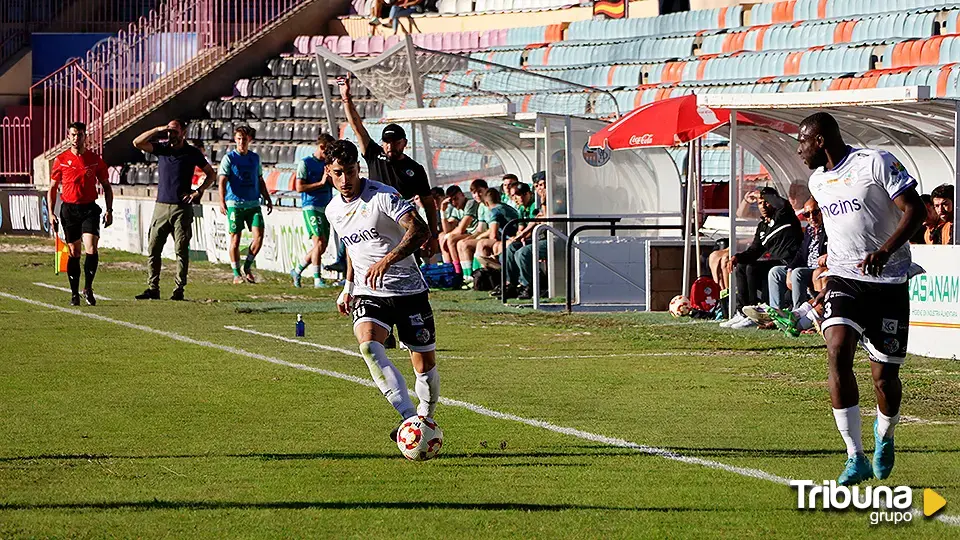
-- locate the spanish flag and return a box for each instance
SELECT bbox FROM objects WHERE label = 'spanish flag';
[594,0,627,19]
[55,234,70,274]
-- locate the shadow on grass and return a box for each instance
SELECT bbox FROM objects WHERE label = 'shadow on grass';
[0,500,729,513]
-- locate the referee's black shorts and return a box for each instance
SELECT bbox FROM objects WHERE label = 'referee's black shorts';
[60,202,101,243]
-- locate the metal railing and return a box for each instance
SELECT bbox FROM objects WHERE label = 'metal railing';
[0,1,160,68]
[31,0,322,159]
[0,117,31,182]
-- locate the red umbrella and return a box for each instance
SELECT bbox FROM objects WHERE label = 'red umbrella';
[588,94,774,150]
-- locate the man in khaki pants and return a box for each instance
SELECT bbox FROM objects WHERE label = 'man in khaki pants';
[132,119,216,300]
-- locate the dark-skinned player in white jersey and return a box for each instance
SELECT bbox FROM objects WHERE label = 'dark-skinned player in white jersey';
[798,112,925,486]
[324,140,440,442]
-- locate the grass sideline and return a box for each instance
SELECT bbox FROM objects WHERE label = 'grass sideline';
[0,235,958,538]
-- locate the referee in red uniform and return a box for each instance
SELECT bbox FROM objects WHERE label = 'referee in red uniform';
[46,122,114,306]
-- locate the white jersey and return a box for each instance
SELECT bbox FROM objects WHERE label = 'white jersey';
[326,179,427,297]
[808,147,916,284]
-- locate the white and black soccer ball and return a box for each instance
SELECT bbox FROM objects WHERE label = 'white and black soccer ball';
[669,295,691,318]
[397,415,443,461]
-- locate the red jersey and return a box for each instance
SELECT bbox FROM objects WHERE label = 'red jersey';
[51,149,108,204]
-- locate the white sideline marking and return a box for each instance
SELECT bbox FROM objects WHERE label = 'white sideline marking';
[1,291,957,527]
[34,282,113,301]
[225,326,363,358]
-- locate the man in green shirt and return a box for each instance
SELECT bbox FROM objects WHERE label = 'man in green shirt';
[452,179,492,281]
[475,187,520,268]
[438,184,481,277]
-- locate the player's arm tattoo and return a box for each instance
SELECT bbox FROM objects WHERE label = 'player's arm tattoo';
[390,211,430,262]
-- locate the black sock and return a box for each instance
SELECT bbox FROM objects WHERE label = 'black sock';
[83,253,99,290]
[67,257,81,295]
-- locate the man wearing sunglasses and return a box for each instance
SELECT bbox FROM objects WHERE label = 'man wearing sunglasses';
[767,197,828,311]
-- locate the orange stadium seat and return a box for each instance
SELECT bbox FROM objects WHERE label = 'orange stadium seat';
[817,0,828,19]
[908,39,925,66]
[937,64,955,97]
[920,36,944,67]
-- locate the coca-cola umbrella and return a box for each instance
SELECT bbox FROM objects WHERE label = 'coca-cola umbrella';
[588,94,759,150]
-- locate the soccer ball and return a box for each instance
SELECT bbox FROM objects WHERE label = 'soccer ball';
[396,415,443,461]
[669,295,691,317]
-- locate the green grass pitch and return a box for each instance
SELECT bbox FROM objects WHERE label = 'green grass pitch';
[0,235,958,538]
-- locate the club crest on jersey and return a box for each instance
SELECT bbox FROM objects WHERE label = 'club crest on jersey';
[405,169,415,177]
[889,159,909,181]
[360,204,370,218]
[883,338,901,354]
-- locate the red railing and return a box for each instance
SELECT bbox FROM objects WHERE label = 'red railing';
[31,0,322,159]
[30,60,105,157]
[0,1,160,69]
[0,117,31,182]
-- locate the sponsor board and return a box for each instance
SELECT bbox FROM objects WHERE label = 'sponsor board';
[98,198,337,275]
[908,245,960,359]
[0,188,51,237]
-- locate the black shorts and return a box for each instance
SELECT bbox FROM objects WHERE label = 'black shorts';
[821,276,910,364]
[352,292,436,353]
[60,202,101,243]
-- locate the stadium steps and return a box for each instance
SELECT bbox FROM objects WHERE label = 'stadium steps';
[99,0,351,165]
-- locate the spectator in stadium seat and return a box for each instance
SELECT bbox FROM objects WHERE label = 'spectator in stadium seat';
[926,184,954,245]
[438,185,481,277]
[768,198,827,311]
[133,120,217,300]
[501,174,520,209]
[455,179,491,282]
[788,181,813,219]
[476,188,520,268]
[499,182,542,300]
[389,0,423,34]
[722,187,803,329]
[910,194,940,244]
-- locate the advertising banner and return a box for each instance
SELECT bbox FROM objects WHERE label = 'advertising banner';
[0,188,52,237]
[908,245,960,360]
[97,198,337,275]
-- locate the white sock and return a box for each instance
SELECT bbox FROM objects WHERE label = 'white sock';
[414,366,440,418]
[833,406,864,457]
[794,303,818,331]
[359,341,417,419]
[876,406,900,440]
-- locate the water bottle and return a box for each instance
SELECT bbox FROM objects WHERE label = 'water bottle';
[295,313,305,337]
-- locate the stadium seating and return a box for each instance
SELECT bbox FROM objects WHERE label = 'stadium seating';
[129,0,960,193]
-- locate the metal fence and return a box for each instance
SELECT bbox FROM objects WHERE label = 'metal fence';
[30,0,320,161]
[0,0,160,68]
[0,116,31,182]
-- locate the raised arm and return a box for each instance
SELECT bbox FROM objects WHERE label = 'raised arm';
[132,125,167,154]
[339,77,372,155]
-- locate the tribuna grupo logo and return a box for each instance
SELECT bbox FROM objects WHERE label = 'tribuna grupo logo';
[791,480,915,525]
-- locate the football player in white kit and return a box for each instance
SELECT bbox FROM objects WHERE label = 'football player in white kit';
[324,140,440,442]
[798,113,926,485]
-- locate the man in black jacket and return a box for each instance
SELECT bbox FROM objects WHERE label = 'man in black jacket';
[722,187,803,328]
[768,197,828,310]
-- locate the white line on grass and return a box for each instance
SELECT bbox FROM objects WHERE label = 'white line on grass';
[1,291,957,527]
[33,282,113,300]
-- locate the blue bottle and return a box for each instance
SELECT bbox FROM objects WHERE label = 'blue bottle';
[295,313,305,337]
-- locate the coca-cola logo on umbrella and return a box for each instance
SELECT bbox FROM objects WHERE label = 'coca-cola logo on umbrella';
[628,133,654,146]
